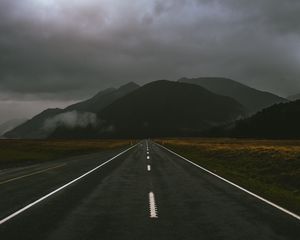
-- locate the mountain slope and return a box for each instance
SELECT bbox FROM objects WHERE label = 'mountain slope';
[178,77,287,114]
[4,109,64,139]
[51,80,245,138]
[65,82,139,112]
[99,80,245,138]
[231,100,300,139]
[0,118,27,136]
[4,82,139,139]
[287,94,300,101]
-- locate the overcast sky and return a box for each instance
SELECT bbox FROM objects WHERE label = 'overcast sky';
[0,0,300,123]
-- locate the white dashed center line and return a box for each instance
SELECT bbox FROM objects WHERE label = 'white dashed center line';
[149,192,158,218]
[147,156,150,160]
[147,165,151,171]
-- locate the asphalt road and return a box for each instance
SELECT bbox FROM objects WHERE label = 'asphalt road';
[0,140,299,240]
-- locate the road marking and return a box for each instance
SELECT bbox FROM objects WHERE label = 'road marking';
[156,142,300,221]
[147,156,150,160]
[147,151,149,155]
[149,191,158,218]
[0,144,138,225]
[147,165,151,171]
[0,164,66,186]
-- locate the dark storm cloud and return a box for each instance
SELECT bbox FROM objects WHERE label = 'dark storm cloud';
[0,0,300,100]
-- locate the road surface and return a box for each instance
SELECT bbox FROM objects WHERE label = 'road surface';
[0,140,299,240]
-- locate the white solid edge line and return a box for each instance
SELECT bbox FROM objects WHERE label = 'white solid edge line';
[149,191,158,218]
[0,143,138,225]
[156,142,300,221]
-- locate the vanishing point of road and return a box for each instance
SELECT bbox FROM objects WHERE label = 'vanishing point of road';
[0,140,299,240]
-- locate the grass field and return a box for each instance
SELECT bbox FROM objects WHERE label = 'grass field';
[0,139,134,168]
[155,138,300,215]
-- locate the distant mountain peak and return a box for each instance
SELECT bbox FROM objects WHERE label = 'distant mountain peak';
[93,80,245,138]
[93,87,115,98]
[179,77,287,114]
[118,82,139,91]
[179,77,250,88]
[4,82,140,139]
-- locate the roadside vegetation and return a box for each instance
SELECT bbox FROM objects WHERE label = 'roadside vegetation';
[156,138,300,215]
[0,139,134,168]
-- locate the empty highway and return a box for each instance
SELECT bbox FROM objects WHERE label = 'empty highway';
[0,140,299,240]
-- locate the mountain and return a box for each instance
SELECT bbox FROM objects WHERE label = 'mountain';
[230,100,300,139]
[178,77,287,114]
[4,108,64,139]
[50,80,246,138]
[65,82,139,112]
[4,82,139,139]
[287,94,300,101]
[0,118,27,137]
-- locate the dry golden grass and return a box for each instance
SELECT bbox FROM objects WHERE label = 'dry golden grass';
[156,138,300,214]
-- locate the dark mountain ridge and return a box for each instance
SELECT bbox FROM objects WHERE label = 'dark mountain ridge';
[4,108,63,139]
[178,77,287,114]
[6,77,291,139]
[0,118,27,137]
[51,80,246,138]
[230,100,300,139]
[65,82,139,112]
[4,82,139,139]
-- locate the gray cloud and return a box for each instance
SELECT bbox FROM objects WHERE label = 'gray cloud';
[0,0,300,102]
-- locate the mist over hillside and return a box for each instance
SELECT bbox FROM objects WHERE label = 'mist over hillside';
[50,80,245,138]
[4,77,297,140]
[4,83,139,139]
